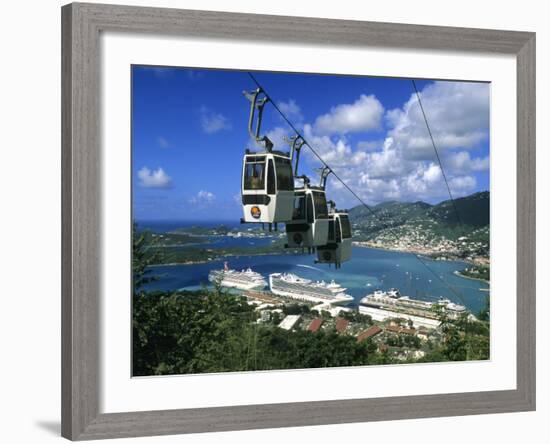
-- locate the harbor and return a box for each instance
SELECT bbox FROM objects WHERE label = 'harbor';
[142,245,489,315]
[208,262,476,330]
[202,264,477,363]
[138,246,489,364]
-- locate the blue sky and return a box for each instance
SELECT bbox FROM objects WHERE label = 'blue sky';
[132,66,490,221]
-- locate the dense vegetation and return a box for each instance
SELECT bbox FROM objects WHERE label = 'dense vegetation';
[459,265,490,281]
[132,288,490,375]
[418,302,490,363]
[133,289,383,375]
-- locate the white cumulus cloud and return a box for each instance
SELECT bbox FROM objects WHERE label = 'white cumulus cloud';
[200,106,232,134]
[357,140,384,152]
[449,175,477,194]
[314,94,384,135]
[278,99,304,123]
[137,167,172,188]
[302,124,367,168]
[189,190,216,205]
[446,151,490,173]
[386,81,489,161]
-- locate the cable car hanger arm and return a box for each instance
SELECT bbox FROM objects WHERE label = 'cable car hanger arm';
[243,87,273,152]
[319,166,332,189]
[288,135,306,176]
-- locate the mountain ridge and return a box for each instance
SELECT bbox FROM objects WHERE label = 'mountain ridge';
[349,191,490,259]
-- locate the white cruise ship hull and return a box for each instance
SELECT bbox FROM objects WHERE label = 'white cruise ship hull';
[358,291,470,328]
[215,278,266,291]
[269,274,353,306]
[358,305,440,329]
[208,268,267,291]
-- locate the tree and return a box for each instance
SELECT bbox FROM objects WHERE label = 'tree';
[133,288,256,375]
[132,222,163,295]
[442,327,467,361]
[283,303,310,315]
[425,301,489,362]
[478,295,490,322]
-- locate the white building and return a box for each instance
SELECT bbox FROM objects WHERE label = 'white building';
[278,314,301,330]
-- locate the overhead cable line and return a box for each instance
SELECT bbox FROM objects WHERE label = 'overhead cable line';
[247,72,467,306]
[411,79,463,228]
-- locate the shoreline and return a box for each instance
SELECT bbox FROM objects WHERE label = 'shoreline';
[453,270,490,284]
[352,242,488,267]
[148,249,303,267]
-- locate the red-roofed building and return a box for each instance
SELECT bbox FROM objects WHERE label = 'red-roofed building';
[357,325,382,342]
[308,318,323,333]
[335,317,349,333]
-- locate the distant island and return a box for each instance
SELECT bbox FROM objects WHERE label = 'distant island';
[139,191,490,277]
[142,225,300,265]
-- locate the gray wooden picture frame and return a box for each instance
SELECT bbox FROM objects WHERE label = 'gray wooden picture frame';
[61,2,536,440]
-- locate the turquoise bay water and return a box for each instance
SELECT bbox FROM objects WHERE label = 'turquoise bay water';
[142,244,489,315]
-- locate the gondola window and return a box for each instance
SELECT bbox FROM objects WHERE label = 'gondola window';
[244,158,266,190]
[340,214,352,239]
[274,157,293,191]
[312,192,328,219]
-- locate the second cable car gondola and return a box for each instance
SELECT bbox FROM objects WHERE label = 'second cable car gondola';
[285,168,331,250]
[315,204,352,269]
[241,88,295,224]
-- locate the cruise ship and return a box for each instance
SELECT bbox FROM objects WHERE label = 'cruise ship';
[358,288,472,329]
[269,273,354,305]
[208,262,267,291]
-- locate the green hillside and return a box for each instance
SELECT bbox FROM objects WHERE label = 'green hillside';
[349,191,490,258]
[427,191,489,227]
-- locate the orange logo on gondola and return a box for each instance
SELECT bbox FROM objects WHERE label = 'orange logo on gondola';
[250,206,261,219]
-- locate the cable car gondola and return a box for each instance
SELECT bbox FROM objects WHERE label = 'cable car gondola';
[315,203,352,269]
[241,88,295,224]
[285,166,331,250]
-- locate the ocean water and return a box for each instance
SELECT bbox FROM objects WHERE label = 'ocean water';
[141,245,489,315]
[136,220,242,233]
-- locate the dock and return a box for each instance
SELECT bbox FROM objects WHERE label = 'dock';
[243,290,283,305]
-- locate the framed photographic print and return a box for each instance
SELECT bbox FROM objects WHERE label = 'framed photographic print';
[61,2,535,440]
